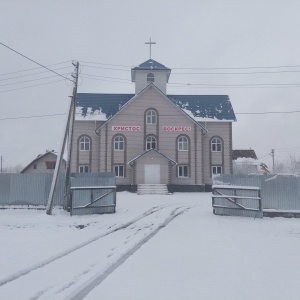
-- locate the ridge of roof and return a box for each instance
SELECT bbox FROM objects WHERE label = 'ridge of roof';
[131,59,171,71]
[20,151,61,173]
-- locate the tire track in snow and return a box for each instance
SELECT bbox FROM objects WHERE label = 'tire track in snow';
[65,205,192,300]
[0,205,170,287]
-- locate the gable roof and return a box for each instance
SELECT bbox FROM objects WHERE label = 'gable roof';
[232,150,258,160]
[131,59,171,82]
[20,151,65,173]
[76,91,236,122]
[128,149,177,166]
[90,83,208,133]
[131,59,171,71]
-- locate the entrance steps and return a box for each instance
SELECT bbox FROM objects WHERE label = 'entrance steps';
[137,184,170,195]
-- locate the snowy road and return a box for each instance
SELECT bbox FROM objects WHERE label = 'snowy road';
[1,192,300,300]
[0,200,193,300]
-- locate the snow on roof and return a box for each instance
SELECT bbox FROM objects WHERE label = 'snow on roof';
[76,106,107,121]
[76,93,236,122]
[232,149,258,160]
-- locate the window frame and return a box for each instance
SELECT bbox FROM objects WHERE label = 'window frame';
[178,136,189,151]
[114,135,125,151]
[146,109,157,125]
[79,164,90,173]
[114,165,124,178]
[79,136,90,151]
[212,166,222,175]
[178,165,189,178]
[46,161,56,170]
[211,137,222,152]
[147,72,155,83]
[146,135,157,150]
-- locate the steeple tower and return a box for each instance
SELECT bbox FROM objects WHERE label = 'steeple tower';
[131,59,171,94]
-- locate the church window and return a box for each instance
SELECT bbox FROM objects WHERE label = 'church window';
[146,136,157,150]
[211,137,222,152]
[79,164,90,173]
[79,136,90,151]
[114,136,124,151]
[212,166,222,175]
[114,165,124,177]
[178,136,188,151]
[178,165,189,177]
[146,109,157,124]
[147,73,155,83]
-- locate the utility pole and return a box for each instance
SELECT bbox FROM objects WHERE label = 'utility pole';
[63,61,79,211]
[46,61,79,215]
[0,156,2,173]
[271,149,275,173]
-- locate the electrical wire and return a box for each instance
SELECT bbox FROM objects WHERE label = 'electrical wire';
[0,42,74,82]
[0,61,72,77]
[0,113,66,121]
[0,73,72,87]
[235,110,300,115]
[0,66,73,82]
[0,79,66,93]
[2,109,300,121]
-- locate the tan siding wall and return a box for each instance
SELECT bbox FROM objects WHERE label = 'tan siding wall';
[202,122,232,184]
[71,120,102,172]
[99,86,205,185]
[135,72,168,94]
[76,86,233,187]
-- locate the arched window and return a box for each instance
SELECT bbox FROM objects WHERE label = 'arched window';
[146,136,157,150]
[147,73,155,83]
[79,136,90,151]
[114,136,124,151]
[146,109,157,124]
[211,137,222,152]
[178,136,188,151]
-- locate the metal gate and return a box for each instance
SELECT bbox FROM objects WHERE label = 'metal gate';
[212,185,262,218]
[70,185,116,216]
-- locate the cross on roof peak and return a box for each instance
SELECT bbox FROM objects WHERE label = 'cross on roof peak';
[145,38,156,59]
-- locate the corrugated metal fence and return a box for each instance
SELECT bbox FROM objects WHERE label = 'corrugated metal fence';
[214,174,300,210]
[0,172,115,208]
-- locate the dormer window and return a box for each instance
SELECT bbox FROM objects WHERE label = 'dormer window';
[147,73,155,83]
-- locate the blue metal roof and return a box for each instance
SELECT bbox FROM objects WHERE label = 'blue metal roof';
[131,59,171,71]
[76,93,236,121]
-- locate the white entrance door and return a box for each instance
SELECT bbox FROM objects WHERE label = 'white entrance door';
[144,164,160,184]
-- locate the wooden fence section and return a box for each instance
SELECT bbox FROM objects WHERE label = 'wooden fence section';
[212,185,263,218]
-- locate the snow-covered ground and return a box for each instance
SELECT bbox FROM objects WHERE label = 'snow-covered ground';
[1,192,300,300]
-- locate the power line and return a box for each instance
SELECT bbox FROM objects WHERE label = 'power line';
[0,61,72,77]
[0,113,66,121]
[0,66,73,82]
[236,110,300,115]
[0,79,65,93]
[0,73,72,87]
[172,70,300,75]
[79,60,300,70]
[80,73,300,88]
[3,110,300,121]
[0,42,73,82]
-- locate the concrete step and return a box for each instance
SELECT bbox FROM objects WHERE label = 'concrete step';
[137,184,170,195]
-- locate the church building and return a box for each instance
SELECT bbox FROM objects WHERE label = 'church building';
[72,57,236,192]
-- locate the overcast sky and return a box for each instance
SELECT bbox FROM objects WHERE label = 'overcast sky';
[1,0,300,170]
